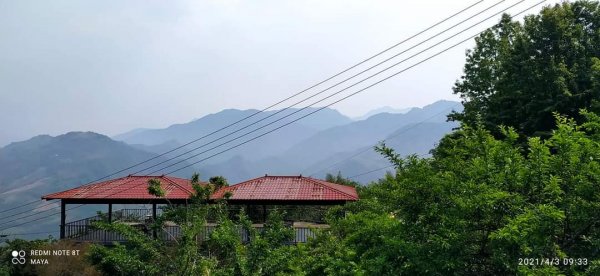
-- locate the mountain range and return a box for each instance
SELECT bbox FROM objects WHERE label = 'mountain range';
[0,100,461,236]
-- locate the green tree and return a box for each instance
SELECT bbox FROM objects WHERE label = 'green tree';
[325,172,360,188]
[451,1,600,139]
[86,175,309,276]
[328,113,600,275]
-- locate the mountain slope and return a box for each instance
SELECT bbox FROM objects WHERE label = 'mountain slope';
[302,121,458,182]
[198,115,460,183]
[0,132,198,237]
[281,100,461,164]
[114,107,354,163]
[353,106,413,120]
[114,107,352,144]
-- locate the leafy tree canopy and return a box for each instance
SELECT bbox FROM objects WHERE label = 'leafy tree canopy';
[329,112,600,275]
[451,1,600,139]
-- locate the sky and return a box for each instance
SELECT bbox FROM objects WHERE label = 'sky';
[0,0,561,146]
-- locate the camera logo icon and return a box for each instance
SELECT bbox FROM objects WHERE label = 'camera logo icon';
[11,250,26,264]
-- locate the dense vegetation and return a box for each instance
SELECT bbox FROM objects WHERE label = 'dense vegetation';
[1,1,600,275]
[451,1,600,139]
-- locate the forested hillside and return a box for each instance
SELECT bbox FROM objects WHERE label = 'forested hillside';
[0,132,196,238]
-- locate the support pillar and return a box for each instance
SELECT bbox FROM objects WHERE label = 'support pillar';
[262,205,267,223]
[60,200,66,239]
[108,204,112,223]
[152,203,157,239]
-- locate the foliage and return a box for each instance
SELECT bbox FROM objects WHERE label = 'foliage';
[329,113,600,275]
[82,111,600,275]
[86,174,312,276]
[0,239,100,276]
[300,231,363,276]
[147,178,165,198]
[451,1,600,139]
[325,172,360,188]
[0,239,52,276]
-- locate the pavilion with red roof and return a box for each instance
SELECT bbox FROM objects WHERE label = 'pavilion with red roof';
[211,175,359,205]
[42,174,358,242]
[42,175,203,239]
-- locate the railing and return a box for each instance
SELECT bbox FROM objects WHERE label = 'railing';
[64,209,324,244]
[113,209,157,222]
[159,225,320,244]
[63,214,104,240]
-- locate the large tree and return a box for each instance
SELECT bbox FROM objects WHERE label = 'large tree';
[329,112,600,274]
[451,1,600,138]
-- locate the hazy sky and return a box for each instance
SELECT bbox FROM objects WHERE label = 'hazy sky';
[0,0,560,146]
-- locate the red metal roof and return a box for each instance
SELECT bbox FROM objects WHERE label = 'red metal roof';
[42,175,199,200]
[211,175,359,201]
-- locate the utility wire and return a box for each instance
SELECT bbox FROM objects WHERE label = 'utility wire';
[161,0,542,176]
[0,0,545,231]
[134,0,504,175]
[0,200,40,214]
[0,201,59,222]
[0,0,541,229]
[0,0,493,221]
[347,153,432,180]
[0,0,486,216]
[306,103,462,177]
[348,165,396,179]
[137,0,520,176]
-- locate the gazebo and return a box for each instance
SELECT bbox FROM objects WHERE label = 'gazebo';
[41,174,359,243]
[211,175,358,222]
[41,175,202,239]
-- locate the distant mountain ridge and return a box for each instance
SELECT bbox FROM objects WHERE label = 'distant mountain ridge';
[196,100,462,183]
[353,106,413,121]
[0,100,462,237]
[282,100,459,164]
[0,132,196,197]
[0,131,201,237]
[114,107,352,145]
[113,107,354,163]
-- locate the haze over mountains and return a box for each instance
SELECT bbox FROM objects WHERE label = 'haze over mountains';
[0,100,460,236]
[353,106,413,121]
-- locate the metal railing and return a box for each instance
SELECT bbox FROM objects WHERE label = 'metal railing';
[113,208,157,222]
[64,209,323,244]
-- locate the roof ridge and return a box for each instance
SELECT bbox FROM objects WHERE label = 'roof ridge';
[163,176,195,195]
[230,175,269,187]
[305,177,358,200]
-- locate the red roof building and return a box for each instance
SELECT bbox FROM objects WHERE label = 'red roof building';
[42,175,200,203]
[211,175,359,205]
[41,174,359,239]
[41,175,204,239]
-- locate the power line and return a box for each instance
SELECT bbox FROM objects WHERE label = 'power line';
[0,209,64,233]
[0,0,545,231]
[132,0,505,175]
[0,200,40,214]
[0,0,496,223]
[0,204,62,226]
[0,0,484,215]
[306,103,462,177]
[346,153,432,180]
[138,0,522,176]
[161,0,543,176]
[3,1,487,205]
[348,165,396,179]
[0,201,59,223]
[0,211,90,234]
